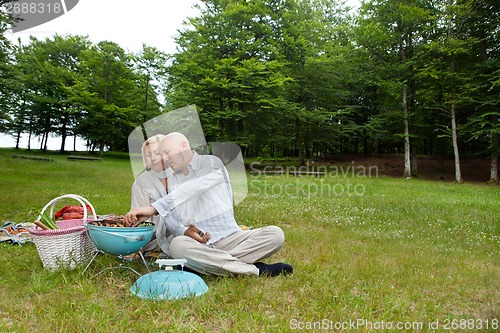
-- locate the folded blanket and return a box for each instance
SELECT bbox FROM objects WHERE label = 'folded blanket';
[0,222,35,244]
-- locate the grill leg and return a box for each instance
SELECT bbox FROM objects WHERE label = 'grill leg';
[137,251,151,273]
[83,251,151,277]
[82,250,101,275]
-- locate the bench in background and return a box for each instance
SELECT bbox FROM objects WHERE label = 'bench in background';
[289,170,326,177]
[12,155,54,162]
[67,155,101,161]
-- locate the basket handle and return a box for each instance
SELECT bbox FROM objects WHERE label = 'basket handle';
[37,194,97,223]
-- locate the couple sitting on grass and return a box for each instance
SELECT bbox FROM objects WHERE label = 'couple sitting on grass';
[126,132,293,277]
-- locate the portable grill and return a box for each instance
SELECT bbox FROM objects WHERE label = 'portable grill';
[85,227,209,300]
[83,223,155,276]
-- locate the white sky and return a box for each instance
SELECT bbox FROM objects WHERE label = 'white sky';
[6,0,202,54]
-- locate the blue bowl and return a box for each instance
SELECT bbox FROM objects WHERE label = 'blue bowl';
[86,224,154,256]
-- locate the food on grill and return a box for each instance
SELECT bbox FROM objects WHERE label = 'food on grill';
[90,215,127,227]
[89,215,152,228]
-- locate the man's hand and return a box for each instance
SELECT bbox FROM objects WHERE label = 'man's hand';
[186,224,211,243]
[125,206,157,226]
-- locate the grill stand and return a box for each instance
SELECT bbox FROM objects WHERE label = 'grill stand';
[83,250,151,277]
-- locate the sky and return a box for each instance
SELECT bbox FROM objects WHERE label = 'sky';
[6,0,201,54]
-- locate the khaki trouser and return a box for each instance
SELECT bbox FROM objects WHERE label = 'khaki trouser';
[169,226,285,276]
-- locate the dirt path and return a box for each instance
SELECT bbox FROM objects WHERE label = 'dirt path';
[332,155,494,183]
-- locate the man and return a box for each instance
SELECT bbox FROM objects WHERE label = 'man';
[125,132,293,277]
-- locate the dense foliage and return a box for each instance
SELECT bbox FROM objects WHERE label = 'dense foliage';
[0,33,166,154]
[0,0,498,181]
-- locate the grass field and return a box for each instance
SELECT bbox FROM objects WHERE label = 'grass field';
[0,148,498,332]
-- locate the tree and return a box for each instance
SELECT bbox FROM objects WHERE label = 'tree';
[166,0,290,155]
[463,0,500,184]
[443,0,467,183]
[2,40,31,149]
[357,0,435,178]
[11,35,91,151]
[76,41,144,154]
[418,0,491,183]
[167,0,357,158]
[0,0,22,135]
[272,0,356,162]
[4,35,160,153]
[133,44,168,128]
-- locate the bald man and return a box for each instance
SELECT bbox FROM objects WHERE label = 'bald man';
[125,132,293,277]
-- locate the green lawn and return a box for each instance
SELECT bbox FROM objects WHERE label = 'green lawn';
[0,148,498,332]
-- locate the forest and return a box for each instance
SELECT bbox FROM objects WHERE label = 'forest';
[0,0,498,183]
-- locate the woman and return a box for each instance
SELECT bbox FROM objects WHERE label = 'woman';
[130,134,172,256]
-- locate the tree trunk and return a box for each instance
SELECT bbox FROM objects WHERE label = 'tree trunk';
[488,132,498,184]
[411,151,418,177]
[447,0,463,184]
[60,116,67,153]
[450,60,463,184]
[40,131,47,151]
[450,104,463,183]
[144,79,149,115]
[27,129,32,151]
[295,116,305,165]
[15,130,21,149]
[402,83,411,178]
[397,14,411,179]
[99,140,105,157]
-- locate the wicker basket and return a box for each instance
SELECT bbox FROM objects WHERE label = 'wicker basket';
[29,195,97,271]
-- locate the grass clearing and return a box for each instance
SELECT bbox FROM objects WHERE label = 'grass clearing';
[0,148,498,332]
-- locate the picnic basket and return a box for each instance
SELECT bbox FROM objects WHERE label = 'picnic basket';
[29,194,96,271]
